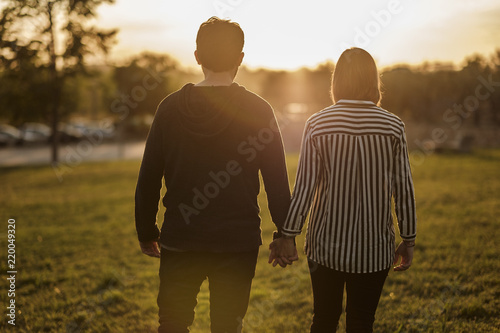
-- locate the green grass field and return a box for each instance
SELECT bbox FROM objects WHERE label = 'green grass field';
[1,150,499,332]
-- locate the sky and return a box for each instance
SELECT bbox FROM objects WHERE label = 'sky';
[95,0,500,70]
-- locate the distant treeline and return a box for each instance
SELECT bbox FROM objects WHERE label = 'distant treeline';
[1,50,499,134]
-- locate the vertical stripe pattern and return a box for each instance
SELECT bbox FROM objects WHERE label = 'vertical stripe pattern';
[282,99,417,273]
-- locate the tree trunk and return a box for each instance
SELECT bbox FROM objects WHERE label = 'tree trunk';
[48,1,59,165]
[50,77,60,164]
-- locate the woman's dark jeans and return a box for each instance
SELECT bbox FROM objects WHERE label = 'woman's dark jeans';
[308,259,390,333]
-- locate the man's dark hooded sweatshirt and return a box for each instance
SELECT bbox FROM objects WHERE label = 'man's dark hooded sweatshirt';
[135,83,291,252]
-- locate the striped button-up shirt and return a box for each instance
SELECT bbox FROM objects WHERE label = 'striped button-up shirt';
[282,99,417,273]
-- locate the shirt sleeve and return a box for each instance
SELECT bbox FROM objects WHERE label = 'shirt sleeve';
[393,127,417,241]
[135,110,165,242]
[282,121,322,236]
[260,112,291,231]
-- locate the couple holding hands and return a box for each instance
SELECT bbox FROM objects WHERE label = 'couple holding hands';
[136,16,416,333]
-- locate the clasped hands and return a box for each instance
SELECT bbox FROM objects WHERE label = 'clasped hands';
[268,237,299,268]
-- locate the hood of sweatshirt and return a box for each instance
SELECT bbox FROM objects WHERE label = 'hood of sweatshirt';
[176,83,246,138]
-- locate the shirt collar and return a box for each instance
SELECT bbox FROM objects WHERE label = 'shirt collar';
[335,99,377,107]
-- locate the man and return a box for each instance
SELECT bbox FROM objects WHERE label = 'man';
[135,17,292,333]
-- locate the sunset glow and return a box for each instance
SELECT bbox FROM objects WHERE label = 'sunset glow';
[95,0,500,69]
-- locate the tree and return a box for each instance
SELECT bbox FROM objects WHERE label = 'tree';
[112,52,178,138]
[0,0,117,164]
[489,50,500,126]
[113,52,177,118]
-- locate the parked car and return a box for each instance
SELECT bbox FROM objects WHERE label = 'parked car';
[0,124,23,147]
[19,122,52,144]
[53,123,84,143]
[19,122,88,144]
[71,121,116,141]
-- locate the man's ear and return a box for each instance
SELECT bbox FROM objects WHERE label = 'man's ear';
[237,52,244,66]
[194,50,202,65]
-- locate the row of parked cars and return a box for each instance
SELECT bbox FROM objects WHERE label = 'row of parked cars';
[0,122,115,147]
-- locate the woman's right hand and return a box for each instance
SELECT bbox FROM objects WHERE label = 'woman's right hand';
[393,241,414,271]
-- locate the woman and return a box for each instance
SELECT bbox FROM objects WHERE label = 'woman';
[270,48,417,332]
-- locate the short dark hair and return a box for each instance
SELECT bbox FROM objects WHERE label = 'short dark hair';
[196,17,244,72]
[331,48,382,105]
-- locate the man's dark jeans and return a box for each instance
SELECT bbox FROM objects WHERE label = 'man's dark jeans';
[308,259,390,333]
[157,249,259,333]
